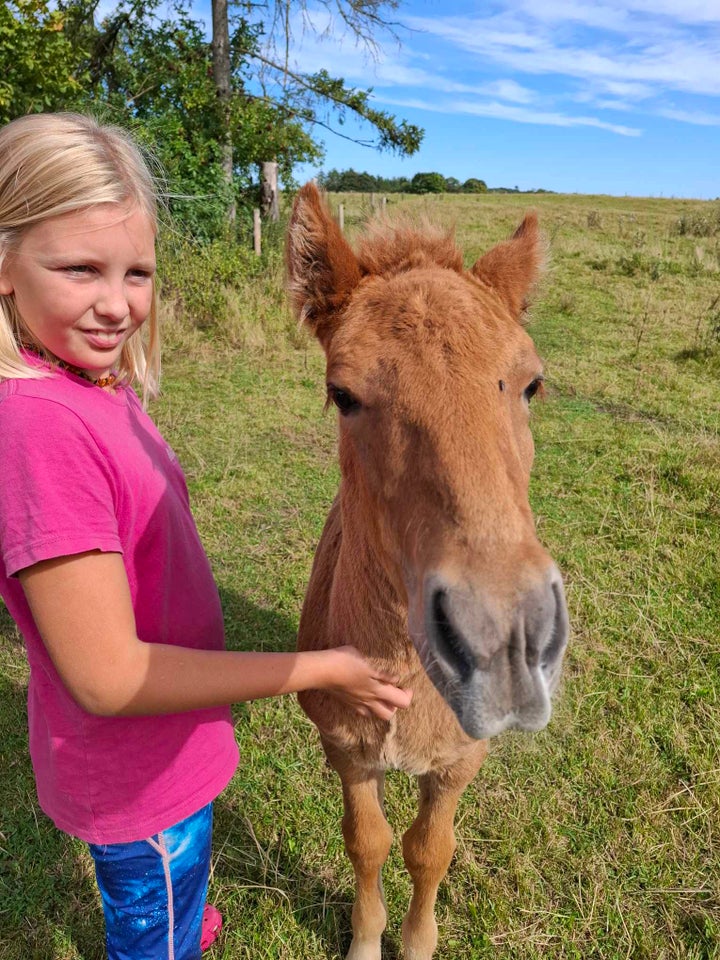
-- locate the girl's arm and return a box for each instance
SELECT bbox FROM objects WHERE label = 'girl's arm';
[19,551,412,720]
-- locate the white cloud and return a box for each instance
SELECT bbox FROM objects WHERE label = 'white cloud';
[657,107,720,125]
[263,2,719,141]
[618,0,720,24]
[379,95,641,136]
[572,95,637,112]
[402,11,720,96]
[598,80,655,100]
[516,0,720,28]
[514,0,634,32]
[480,80,537,104]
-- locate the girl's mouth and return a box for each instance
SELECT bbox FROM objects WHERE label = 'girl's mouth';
[82,329,126,350]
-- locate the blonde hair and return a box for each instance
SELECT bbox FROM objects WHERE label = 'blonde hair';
[0,112,162,398]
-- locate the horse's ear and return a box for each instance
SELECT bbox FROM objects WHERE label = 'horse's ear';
[286,182,361,348]
[470,213,546,321]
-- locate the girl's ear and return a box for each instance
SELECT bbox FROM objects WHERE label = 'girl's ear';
[470,213,546,321]
[0,258,14,296]
[286,183,361,350]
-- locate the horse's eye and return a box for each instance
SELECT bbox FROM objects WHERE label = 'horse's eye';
[524,377,545,402]
[327,384,361,416]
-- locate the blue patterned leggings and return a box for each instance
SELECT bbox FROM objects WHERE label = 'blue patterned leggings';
[88,803,213,960]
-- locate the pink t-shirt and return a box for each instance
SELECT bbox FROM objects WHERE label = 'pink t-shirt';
[0,364,239,844]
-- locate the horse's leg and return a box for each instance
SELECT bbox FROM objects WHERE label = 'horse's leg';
[401,743,488,960]
[326,745,393,960]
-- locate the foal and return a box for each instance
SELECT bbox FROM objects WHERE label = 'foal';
[286,185,568,960]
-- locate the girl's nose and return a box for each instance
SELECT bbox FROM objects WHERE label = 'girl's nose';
[96,283,129,322]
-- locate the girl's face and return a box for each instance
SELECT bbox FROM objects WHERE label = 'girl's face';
[0,204,156,379]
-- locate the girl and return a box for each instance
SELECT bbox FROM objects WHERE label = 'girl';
[0,112,411,960]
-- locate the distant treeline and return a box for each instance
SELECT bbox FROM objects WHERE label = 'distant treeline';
[317,168,554,195]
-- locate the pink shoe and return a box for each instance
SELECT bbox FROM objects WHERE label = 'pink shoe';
[200,903,223,951]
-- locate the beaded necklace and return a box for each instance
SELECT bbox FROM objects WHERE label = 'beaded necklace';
[21,343,117,389]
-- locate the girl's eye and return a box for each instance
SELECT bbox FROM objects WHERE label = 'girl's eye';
[524,377,545,402]
[327,384,361,416]
[64,264,93,274]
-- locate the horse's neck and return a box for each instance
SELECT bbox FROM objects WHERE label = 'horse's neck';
[332,503,411,662]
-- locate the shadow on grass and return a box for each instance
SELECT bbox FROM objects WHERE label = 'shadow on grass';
[214,586,382,959]
[0,605,104,959]
[674,346,717,361]
[0,590,369,959]
[218,584,298,654]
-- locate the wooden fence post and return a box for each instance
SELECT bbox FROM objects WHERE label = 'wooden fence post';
[253,208,261,255]
[338,203,345,233]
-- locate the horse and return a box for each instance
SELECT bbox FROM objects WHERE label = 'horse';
[285,183,569,960]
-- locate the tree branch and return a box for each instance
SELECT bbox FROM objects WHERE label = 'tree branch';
[243,91,387,149]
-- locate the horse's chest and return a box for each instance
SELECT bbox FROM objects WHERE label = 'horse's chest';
[310,695,475,776]
[378,721,447,775]
[301,640,479,772]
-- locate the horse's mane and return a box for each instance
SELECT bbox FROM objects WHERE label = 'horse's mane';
[355,217,464,277]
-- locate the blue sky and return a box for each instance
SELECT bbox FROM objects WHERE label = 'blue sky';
[278,0,720,199]
[140,0,720,198]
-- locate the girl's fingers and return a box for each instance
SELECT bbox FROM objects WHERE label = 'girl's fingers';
[376,682,413,709]
[374,670,402,685]
[366,701,395,721]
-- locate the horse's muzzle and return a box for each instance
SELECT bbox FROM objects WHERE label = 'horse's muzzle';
[410,564,569,740]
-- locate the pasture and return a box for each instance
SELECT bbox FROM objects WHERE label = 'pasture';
[0,191,718,959]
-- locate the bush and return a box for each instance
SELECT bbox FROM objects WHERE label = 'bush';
[462,178,488,193]
[673,206,720,237]
[157,219,301,353]
[410,172,446,194]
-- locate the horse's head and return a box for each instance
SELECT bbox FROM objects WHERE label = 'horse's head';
[287,184,568,740]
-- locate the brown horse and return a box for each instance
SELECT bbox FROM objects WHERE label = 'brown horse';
[286,184,569,960]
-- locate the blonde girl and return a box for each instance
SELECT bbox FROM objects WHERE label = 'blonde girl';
[0,112,411,960]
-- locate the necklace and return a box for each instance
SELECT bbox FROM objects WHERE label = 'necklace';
[20,342,118,389]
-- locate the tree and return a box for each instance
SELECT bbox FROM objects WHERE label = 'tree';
[463,178,488,194]
[211,0,235,222]
[0,0,87,123]
[410,172,445,194]
[318,169,416,193]
[254,1,423,156]
[56,0,319,236]
[1,0,424,236]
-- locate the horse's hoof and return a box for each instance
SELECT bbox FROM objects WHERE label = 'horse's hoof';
[346,938,382,960]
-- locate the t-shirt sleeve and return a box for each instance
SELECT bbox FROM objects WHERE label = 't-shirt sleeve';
[0,395,122,577]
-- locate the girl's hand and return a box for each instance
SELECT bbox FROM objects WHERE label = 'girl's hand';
[325,645,413,721]
[19,552,413,717]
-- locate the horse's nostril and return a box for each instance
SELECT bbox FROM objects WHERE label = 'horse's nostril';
[431,589,474,683]
[540,580,569,672]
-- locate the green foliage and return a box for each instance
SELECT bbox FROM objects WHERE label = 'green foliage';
[410,171,446,194]
[318,169,495,195]
[463,177,488,193]
[318,167,411,192]
[93,2,236,238]
[57,0,319,238]
[1,0,423,239]
[156,217,305,353]
[300,69,422,156]
[0,0,87,123]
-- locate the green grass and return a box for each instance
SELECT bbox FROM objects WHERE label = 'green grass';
[1,192,719,958]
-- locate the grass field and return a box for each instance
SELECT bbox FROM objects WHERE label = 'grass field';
[1,191,718,959]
